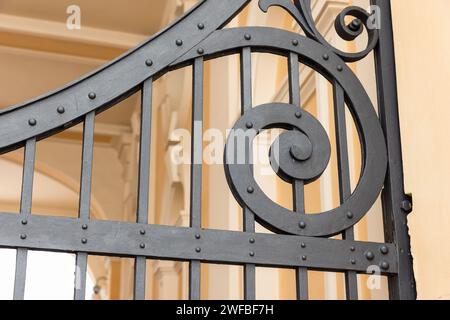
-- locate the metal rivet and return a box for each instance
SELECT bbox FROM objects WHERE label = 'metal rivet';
[380,246,389,255]
[301,242,306,248]
[290,144,311,162]
[21,219,28,225]
[88,92,96,100]
[295,111,302,119]
[351,259,356,265]
[20,234,27,240]
[195,234,201,240]
[302,255,307,261]
[176,39,183,46]
[246,122,253,129]
[299,221,306,229]
[249,238,255,244]
[140,229,146,235]
[82,224,88,230]
[380,261,390,270]
[57,106,65,114]
[197,48,204,55]
[81,238,88,244]
[197,23,205,30]
[349,19,362,32]
[323,54,329,61]
[195,247,201,253]
[365,251,375,260]
[350,246,356,252]
[244,34,251,40]
[28,118,37,126]
[292,39,299,46]
[346,211,354,219]
[249,251,255,257]
[337,65,343,72]
[401,200,412,212]
[145,59,153,67]
[247,186,254,194]
[140,243,146,249]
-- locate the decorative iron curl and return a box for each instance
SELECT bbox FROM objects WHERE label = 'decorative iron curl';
[259,0,379,62]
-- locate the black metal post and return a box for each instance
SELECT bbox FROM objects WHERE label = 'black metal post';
[371,0,416,300]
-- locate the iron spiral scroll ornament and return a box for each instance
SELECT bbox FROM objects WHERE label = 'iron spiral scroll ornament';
[224,0,387,237]
[259,0,379,62]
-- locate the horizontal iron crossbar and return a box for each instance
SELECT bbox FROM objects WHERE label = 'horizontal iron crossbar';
[0,212,397,274]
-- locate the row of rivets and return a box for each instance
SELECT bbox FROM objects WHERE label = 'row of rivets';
[26,23,209,130]
[249,237,255,257]
[300,241,307,261]
[321,53,344,72]
[195,233,201,253]
[349,19,362,32]
[140,228,147,249]
[15,221,390,270]
[350,243,357,265]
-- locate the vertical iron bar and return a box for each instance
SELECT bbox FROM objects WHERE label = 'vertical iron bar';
[241,47,256,300]
[74,111,95,300]
[13,138,36,300]
[333,81,358,300]
[371,0,416,300]
[289,52,309,300]
[189,57,204,300]
[134,78,153,300]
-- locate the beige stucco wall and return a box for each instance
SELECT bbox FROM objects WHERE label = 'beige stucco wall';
[391,0,450,300]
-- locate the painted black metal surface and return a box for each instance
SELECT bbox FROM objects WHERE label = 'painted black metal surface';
[0,0,415,300]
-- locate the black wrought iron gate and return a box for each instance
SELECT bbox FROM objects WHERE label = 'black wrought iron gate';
[0,0,416,300]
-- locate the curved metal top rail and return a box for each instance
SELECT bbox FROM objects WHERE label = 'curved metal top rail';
[0,0,250,152]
